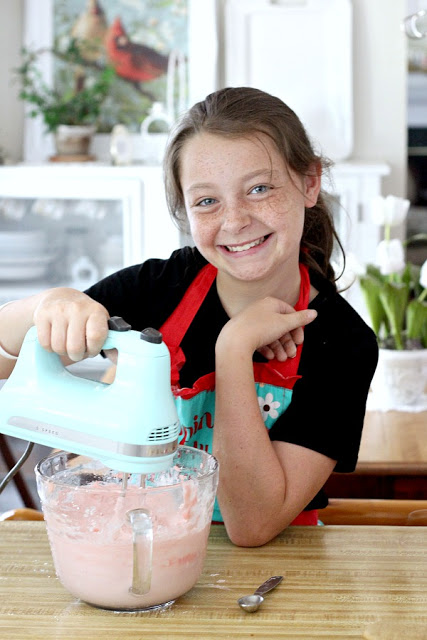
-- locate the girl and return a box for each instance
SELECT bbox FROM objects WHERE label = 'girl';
[0,87,378,546]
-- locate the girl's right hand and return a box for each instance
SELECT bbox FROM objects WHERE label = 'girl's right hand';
[33,288,110,362]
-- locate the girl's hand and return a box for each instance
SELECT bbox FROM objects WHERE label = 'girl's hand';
[217,296,317,361]
[33,288,110,362]
[256,326,303,361]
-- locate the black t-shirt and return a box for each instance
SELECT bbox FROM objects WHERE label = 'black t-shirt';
[86,246,378,510]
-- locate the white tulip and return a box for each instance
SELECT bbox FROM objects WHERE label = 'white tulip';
[420,259,427,289]
[371,195,410,227]
[375,239,405,275]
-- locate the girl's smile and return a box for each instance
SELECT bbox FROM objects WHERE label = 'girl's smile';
[220,234,271,253]
[180,132,321,296]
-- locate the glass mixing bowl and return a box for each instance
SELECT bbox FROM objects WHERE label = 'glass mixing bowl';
[36,446,219,611]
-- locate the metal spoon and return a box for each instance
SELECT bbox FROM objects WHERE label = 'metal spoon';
[237,575,283,612]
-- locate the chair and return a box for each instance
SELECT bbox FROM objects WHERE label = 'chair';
[0,434,38,510]
[320,498,427,525]
[0,508,44,521]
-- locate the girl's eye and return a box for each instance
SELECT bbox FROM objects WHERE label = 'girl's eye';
[196,197,217,207]
[250,184,269,194]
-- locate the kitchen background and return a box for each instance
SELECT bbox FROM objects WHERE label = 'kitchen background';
[0,0,425,512]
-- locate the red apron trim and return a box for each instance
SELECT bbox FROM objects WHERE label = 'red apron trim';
[212,509,318,527]
[161,263,217,387]
[173,371,216,398]
[161,262,217,346]
[290,509,318,526]
[253,363,301,389]
[173,365,300,400]
[167,344,186,388]
[161,262,311,388]
[279,262,310,380]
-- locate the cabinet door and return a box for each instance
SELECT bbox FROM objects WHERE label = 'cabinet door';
[225,0,353,161]
[0,166,182,303]
[0,194,128,301]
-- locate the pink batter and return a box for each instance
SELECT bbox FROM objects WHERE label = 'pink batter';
[42,479,213,610]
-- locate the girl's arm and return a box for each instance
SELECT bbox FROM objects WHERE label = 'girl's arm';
[0,288,110,379]
[213,296,335,547]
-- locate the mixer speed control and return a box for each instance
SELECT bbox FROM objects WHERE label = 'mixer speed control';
[140,328,162,344]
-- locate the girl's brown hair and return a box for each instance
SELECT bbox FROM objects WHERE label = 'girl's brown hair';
[164,86,343,285]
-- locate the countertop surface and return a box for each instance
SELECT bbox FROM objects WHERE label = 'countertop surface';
[0,522,426,639]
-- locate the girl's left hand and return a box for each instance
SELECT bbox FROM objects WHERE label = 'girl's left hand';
[218,296,317,362]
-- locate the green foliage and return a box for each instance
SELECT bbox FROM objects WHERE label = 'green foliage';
[378,282,409,351]
[359,263,426,350]
[13,42,115,133]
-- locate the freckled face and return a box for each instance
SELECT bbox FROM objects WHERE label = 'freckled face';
[179,132,320,287]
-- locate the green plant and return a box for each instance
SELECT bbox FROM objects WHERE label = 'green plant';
[357,196,427,350]
[13,41,115,133]
[359,257,426,350]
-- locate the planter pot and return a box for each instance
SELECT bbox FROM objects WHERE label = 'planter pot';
[53,125,96,160]
[370,348,427,410]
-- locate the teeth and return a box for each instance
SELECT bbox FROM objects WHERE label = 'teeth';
[226,237,265,252]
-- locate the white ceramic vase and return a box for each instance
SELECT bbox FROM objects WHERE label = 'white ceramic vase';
[54,124,96,157]
[370,348,427,410]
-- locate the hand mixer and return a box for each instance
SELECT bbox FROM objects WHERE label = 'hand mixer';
[0,317,180,493]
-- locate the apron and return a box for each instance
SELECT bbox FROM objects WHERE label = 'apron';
[160,262,318,526]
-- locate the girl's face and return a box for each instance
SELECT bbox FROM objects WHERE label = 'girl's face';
[180,132,320,286]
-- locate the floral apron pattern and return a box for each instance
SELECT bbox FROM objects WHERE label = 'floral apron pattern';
[160,262,318,525]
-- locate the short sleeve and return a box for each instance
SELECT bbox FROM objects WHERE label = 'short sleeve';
[84,247,206,331]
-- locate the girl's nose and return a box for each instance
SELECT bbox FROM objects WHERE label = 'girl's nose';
[221,201,252,232]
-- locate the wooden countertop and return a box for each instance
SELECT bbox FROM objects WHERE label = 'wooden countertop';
[0,522,426,639]
[357,410,427,474]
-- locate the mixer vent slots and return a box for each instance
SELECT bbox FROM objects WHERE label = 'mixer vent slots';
[147,423,179,441]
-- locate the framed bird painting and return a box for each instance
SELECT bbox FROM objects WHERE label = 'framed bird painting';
[22,0,218,163]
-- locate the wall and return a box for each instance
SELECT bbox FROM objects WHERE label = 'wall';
[0,0,24,164]
[351,0,407,197]
[0,0,407,200]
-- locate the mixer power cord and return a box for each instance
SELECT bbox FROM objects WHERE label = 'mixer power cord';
[0,441,34,494]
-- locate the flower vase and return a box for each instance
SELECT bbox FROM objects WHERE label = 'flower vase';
[370,348,427,410]
[51,125,97,162]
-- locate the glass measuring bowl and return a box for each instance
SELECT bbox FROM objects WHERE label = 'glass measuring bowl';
[35,446,219,611]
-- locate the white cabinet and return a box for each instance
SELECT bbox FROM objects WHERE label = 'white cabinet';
[329,161,391,263]
[0,164,182,304]
[327,161,390,317]
[0,161,389,318]
[224,0,353,162]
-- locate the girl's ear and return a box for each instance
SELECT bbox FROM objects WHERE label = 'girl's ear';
[303,162,322,208]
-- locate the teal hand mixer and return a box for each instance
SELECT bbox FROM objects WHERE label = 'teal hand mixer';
[0,317,180,475]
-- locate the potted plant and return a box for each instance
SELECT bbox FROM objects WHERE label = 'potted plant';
[13,41,115,159]
[356,195,427,409]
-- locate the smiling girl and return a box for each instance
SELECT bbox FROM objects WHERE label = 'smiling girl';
[0,88,378,546]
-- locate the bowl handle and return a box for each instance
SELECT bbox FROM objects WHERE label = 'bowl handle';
[126,508,153,595]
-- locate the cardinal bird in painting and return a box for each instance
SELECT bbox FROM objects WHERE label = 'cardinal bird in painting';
[104,17,169,84]
[71,0,108,62]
